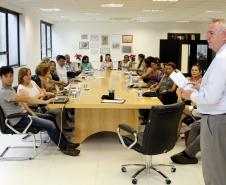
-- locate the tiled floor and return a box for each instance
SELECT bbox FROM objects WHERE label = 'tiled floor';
[0,132,204,185]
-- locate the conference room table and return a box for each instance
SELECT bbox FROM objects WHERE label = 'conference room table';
[49,70,162,143]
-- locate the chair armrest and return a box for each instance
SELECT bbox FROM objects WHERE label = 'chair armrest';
[6,113,28,119]
[117,123,137,149]
[118,124,137,134]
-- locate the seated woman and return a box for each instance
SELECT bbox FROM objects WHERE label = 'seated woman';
[132,54,145,75]
[36,64,73,131]
[81,55,93,71]
[149,59,162,84]
[139,57,161,85]
[17,67,57,112]
[35,57,50,75]
[119,55,132,70]
[177,64,202,133]
[100,53,113,70]
[138,58,152,80]
[176,64,202,102]
[17,68,55,107]
[38,63,59,94]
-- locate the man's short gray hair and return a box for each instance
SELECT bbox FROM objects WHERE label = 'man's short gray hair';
[212,19,226,30]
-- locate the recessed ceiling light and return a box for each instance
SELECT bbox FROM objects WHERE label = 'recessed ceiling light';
[151,9,162,12]
[176,20,190,23]
[101,3,124,8]
[152,0,178,2]
[143,9,162,13]
[83,12,102,16]
[40,8,61,12]
[205,10,224,14]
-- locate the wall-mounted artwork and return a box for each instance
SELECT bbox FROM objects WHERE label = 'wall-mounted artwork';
[90,34,99,42]
[122,35,133,43]
[112,43,120,49]
[79,41,89,49]
[100,47,110,55]
[111,34,121,49]
[122,45,132,53]
[101,35,109,45]
[81,34,88,40]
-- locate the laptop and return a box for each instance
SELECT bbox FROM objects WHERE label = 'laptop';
[52,97,69,104]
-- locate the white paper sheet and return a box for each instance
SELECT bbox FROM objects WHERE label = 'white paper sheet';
[169,71,197,92]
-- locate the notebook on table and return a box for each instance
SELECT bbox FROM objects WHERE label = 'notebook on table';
[51,98,69,104]
[101,98,126,104]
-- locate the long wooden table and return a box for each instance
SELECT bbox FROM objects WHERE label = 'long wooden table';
[49,70,162,143]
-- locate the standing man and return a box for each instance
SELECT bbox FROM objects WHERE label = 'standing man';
[181,19,226,185]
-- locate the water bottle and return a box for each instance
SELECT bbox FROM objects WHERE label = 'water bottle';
[137,88,143,98]
[71,91,77,100]
[76,87,82,98]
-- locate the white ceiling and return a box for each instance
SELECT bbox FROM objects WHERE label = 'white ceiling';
[2,0,226,23]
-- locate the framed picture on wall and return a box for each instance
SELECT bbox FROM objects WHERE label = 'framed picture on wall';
[122,45,132,53]
[122,35,133,43]
[101,35,109,45]
[112,43,120,49]
[79,41,89,49]
[81,34,88,40]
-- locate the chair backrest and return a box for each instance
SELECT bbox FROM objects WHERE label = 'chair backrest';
[142,102,185,155]
[31,75,41,87]
[0,106,7,133]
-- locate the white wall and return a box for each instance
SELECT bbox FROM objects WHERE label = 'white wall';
[0,2,46,85]
[53,21,208,69]
[0,1,209,81]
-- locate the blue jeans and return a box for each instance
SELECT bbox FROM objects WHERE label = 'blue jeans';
[16,113,67,150]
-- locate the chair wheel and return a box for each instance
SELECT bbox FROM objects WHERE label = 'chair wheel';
[121,167,127,172]
[165,179,171,184]
[171,167,176,172]
[132,178,137,184]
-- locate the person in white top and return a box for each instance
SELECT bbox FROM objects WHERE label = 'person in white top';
[56,55,68,83]
[181,19,226,185]
[17,68,54,99]
[100,54,113,70]
[119,55,132,70]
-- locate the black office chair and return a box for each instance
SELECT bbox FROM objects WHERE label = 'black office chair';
[31,74,41,87]
[117,102,185,184]
[0,106,46,160]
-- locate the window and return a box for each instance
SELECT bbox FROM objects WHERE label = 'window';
[40,21,52,59]
[0,7,20,67]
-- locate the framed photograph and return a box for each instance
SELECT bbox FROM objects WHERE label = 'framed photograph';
[101,35,109,45]
[79,41,89,49]
[112,43,120,49]
[122,35,133,43]
[100,47,110,55]
[90,34,99,42]
[122,45,132,53]
[81,34,88,40]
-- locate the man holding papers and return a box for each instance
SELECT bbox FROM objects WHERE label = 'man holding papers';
[180,20,226,185]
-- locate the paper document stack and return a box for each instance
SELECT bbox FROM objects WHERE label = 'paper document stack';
[169,71,197,92]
